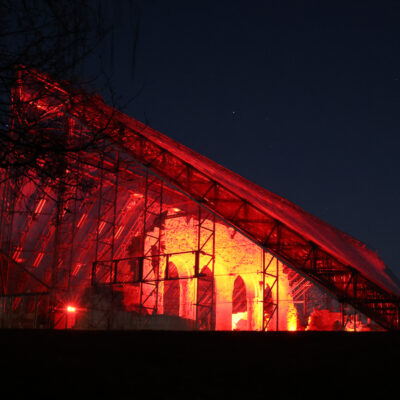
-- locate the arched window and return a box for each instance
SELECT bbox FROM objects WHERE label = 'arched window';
[232,275,247,330]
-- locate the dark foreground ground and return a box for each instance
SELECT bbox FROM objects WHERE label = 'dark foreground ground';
[0,329,399,399]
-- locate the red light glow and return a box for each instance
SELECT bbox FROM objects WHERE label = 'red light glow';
[3,67,387,332]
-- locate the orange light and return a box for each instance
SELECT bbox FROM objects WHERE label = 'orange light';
[287,303,297,331]
[232,312,248,330]
[66,306,76,313]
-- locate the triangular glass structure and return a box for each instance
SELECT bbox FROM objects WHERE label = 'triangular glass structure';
[0,67,398,331]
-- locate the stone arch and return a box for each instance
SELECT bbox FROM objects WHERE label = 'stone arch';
[232,275,247,330]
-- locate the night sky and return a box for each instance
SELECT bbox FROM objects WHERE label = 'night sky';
[85,1,400,276]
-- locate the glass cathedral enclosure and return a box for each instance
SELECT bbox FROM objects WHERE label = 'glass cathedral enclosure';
[0,67,397,331]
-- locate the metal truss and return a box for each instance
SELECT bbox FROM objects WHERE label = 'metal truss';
[0,176,16,297]
[90,149,121,328]
[138,170,164,318]
[13,67,400,331]
[97,114,400,330]
[0,251,50,328]
[195,207,216,330]
[262,251,279,331]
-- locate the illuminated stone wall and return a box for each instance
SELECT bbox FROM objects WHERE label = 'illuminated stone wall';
[139,215,298,331]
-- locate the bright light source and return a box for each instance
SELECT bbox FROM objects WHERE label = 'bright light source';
[172,207,181,213]
[66,306,76,313]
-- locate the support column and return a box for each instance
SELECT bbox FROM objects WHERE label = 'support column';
[195,207,216,330]
[262,251,279,331]
[214,275,233,331]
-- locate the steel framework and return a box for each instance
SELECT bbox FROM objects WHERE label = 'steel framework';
[1,66,399,331]
[195,208,216,330]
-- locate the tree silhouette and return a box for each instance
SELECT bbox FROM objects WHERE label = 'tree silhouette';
[0,0,110,180]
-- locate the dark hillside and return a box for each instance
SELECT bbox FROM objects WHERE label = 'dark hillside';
[0,329,398,399]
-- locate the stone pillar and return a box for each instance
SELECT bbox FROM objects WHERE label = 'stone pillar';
[214,275,234,330]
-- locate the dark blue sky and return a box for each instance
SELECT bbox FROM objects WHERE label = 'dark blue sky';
[86,0,400,275]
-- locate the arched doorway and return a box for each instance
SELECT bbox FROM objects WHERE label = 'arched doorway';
[232,275,247,330]
[163,262,180,316]
[196,266,216,330]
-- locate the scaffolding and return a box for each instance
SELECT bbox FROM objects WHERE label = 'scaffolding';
[0,66,399,332]
[262,251,278,331]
